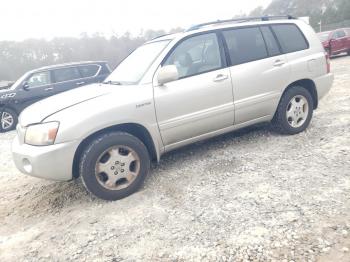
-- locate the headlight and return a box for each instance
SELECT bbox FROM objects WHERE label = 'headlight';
[25,122,59,146]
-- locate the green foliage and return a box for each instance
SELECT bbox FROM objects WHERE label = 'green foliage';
[250,0,350,31]
[0,30,174,81]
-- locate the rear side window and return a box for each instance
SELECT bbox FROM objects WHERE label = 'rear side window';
[99,64,111,75]
[335,30,346,38]
[271,24,308,53]
[260,26,281,56]
[223,27,268,65]
[79,65,100,78]
[53,67,80,83]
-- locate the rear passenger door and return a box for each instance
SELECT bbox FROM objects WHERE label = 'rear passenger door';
[222,26,290,124]
[52,66,84,94]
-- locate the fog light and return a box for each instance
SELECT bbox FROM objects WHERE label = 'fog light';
[22,158,32,173]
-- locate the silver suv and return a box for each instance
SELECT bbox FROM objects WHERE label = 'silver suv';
[12,16,334,200]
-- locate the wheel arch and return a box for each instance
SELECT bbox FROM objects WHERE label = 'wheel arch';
[283,79,318,109]
[72,123,159,179]
[0,104,19,114]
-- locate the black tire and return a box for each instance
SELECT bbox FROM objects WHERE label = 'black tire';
[79,131,150,201]
[272,86,314,135]
[0,108,18,132]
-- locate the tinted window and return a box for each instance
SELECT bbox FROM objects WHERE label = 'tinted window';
[223,27,268,65]
[99,64,110,75]
[260,26,281,56]
[79,65,100,77]
[27,71,51,88]
[271,24,308,53]
[164,33,222,78]
[53,67,80,83]
[335,30,346,38]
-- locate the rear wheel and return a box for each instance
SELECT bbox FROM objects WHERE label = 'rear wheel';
[79,132,150,201]
[0,108,18,132]
[272,86,314,135]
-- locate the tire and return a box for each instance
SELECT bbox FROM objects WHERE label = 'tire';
[79,131,150,201]
[325,48,331,57]
[272,86,314,135]
[347,50,350,56]
[0,108,18,132]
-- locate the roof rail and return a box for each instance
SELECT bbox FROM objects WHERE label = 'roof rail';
[185,15,296,32]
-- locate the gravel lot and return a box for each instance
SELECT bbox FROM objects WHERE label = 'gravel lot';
[1,56,349,262]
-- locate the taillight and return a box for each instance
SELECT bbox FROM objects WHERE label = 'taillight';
[325,52,330,73]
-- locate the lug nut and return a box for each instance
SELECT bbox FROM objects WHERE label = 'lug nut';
[115,161,119,164]
[114,171,118,175]
[121,169,124,172]
[111,166,115,170]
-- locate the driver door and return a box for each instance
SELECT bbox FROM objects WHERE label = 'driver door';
[153,32,234,148]
[16,70,55,111]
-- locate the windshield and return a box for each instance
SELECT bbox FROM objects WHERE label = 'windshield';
[105,40,170,85]
[318,32,330,42]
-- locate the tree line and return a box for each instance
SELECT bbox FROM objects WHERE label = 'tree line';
[1,0,349,81]
[0,29,181,81]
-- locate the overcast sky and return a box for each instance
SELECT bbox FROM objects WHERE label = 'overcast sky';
[1,0,271,41]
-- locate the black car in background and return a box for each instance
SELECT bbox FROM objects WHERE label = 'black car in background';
[0,61,111,132]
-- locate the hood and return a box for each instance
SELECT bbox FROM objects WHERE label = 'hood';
[19,83,113,126]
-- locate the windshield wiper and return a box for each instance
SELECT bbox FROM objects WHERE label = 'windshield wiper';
[103,80,122,85]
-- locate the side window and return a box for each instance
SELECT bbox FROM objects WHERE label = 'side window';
[27,71,51,88]
[271,24,308,53]
[53,67,80,83]
[335,30,346,38]
[79,65,100,78]
[164,33,222,78]
[223,27,268,65]
[99,64,111,75]
[260,26,281,56]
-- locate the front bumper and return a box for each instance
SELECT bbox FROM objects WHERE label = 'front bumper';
[12,136,80,181]
[314,73,334,101]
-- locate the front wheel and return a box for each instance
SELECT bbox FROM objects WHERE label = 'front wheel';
[0,108,18,132]
[79,132,150,201]
[272,86,314,135]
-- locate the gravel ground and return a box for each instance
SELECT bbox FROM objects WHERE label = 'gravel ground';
[1,56,349,262]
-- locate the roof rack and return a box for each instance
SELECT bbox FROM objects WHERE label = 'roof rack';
[185,15,296,32]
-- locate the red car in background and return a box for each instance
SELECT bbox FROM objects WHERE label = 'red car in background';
[318,28,350,57]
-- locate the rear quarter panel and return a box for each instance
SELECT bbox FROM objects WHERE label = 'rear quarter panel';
[286,21,327,82]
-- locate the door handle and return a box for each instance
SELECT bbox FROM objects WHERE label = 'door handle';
[45,87,53,91]
[213,74,228,82]
[273,60,285,66]
[76,82,85,85]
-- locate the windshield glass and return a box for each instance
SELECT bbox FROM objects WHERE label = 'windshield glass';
[105,40,170,85]
[318,32,330,42]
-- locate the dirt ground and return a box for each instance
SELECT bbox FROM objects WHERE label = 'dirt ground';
[0,56,349,262]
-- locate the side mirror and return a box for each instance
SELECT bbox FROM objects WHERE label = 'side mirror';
[157,65,179,86]
[22,82,30,91]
